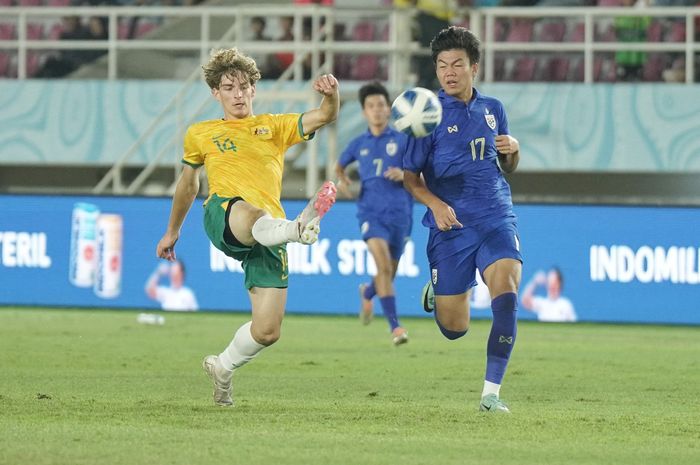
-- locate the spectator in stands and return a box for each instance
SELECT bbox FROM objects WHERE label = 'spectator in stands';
[521,268,577,323]
[407,0,449,89]
[145,260,199,312]
[614,0,650,81]
[248,17,275,77]
[267,16,295,79]
[35,16,90,78]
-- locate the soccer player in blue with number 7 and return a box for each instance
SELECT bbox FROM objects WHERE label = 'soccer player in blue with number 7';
[403,26,523,413]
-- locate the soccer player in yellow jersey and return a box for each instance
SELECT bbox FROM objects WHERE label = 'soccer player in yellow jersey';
[155,48,338,407]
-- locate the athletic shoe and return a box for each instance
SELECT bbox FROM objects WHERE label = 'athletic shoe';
[202,355,233,407]
[296,181,337,245]
[479,393,511,413]
[359,283,373,325]
[392,327,409,346]
[421,281,435,313]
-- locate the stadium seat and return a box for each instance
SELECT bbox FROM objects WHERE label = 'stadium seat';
[27,23,44,40]
[0,0,12,6]
[351,20,376,42]
[505,19,534,42]
[536,20,566,42]
[18,0,42,6]
[0,23,16,40]
[0,52,10,77]
[668,20,686,42]
[643,53,666,81]
[46,0,71,5]
[647,20,663,42]
[544,56,571,82]
[598,0,623,6]
[569,22,585,42]
[512,56,537,81]
[47,22,62,40]
[351,54,381,80]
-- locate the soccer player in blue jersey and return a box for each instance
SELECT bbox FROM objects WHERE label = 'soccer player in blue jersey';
[335,81,413,346]
[403,27,522,413]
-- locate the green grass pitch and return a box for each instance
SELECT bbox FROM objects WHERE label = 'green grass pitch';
[1,308,698,465]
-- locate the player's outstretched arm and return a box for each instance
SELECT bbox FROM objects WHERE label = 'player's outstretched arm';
[495,135,520,173]
[334,162,354,198]
[403,170,463,232]
[301,74,339,136]
[156,164,200,261]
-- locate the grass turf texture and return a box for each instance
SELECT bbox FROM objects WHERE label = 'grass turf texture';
[1,308,698,465]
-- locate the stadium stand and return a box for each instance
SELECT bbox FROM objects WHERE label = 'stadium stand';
[0,2,698,204]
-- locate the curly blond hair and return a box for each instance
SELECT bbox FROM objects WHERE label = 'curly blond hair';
[202,48,261,90]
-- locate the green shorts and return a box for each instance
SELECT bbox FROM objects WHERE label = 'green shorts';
[204,194,289,289]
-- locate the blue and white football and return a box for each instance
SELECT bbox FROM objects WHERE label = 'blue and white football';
[391,87,443,138]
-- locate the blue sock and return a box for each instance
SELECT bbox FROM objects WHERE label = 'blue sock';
[485,292,518,384]
[434,310,468,340]
[363,282,376,300]
[379,296,400,331]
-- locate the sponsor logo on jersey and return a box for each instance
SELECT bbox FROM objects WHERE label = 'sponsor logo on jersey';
[386,141,397,156]
[252,126,271,138]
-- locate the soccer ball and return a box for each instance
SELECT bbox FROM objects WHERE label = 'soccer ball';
[391,87,443,138]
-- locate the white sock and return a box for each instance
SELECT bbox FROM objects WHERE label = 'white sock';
[251,214,298,246]
[482,380,501,398]
[218,321,266,371]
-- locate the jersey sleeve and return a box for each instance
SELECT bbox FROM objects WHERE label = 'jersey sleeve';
[496,100,510,136]
[403,134,432,173]
[338,138,358,168]
[272,113,314,149]
[182,126,204,167]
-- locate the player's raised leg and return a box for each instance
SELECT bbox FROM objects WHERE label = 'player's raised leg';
[203,287,286,406]
[250,181,337,246]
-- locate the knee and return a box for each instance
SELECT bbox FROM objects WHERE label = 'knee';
[251,326,281,346]
[435,310,470,340]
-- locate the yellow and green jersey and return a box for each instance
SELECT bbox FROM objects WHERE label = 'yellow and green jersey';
[182,113,312,218]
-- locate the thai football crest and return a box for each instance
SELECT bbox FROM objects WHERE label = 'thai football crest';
[485,113,496,130]
[432,268,438,285]
[386,141,397,156]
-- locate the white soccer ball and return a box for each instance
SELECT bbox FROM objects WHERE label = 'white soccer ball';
[391,87,443,138]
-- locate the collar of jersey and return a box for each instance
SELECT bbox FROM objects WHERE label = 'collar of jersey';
[363,125,394,138]
[438,87,481,110]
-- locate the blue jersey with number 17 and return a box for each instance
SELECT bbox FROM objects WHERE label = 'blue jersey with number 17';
[403,88,516,230]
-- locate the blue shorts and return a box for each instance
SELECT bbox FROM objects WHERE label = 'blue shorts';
[360,216,412,260]
[427,221,522,296]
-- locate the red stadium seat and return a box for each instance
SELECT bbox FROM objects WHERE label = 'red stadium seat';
[351,21,376,41]
[46,0,71,5]
[598,0,623,6]
[0,52,10,77]
[351,54,380,80]
[18,0,42,6]
[647,20,663,42]
[27,23,44,40]
[569,22,585,42]
[0,23,16,40]
[643,53,666,81]
[544,57,571,82]
[47,21,62,40]
[668,20,686,42]
[536,20,566,42]
[512,56,537,81]
[0,0,13,6]
[506,19,534,42]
